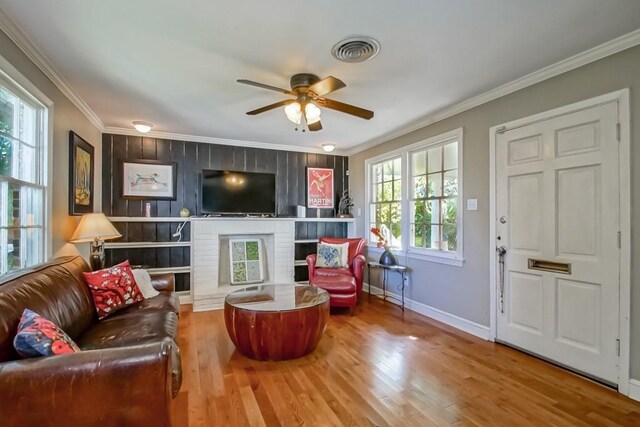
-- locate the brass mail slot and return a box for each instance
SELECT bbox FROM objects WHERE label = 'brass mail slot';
[528,258,572,274]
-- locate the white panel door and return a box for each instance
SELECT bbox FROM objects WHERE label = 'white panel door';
[496,102,620,384]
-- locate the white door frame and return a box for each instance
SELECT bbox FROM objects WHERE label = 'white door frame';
[488,89,631,395]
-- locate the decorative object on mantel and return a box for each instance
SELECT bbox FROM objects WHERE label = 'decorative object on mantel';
[370,226,397,266]
[337,189,354,218]
[122,160,177,200]
[68,131,94,215]
[307,167,334,209]
[180,208,190,217]
[229,239,264,285]
[70,213,122,270]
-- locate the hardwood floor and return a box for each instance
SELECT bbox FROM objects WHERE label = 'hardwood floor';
[176,298,640,426]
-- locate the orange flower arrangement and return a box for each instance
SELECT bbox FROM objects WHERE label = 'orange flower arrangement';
[370,226,389,249]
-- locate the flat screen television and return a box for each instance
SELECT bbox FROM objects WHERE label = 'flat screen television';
[201,169,276,215]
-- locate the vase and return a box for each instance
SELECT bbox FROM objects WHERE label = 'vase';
[378,249,397,266]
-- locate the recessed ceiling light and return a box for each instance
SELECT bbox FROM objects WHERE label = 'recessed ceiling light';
[322,144,335,153]
[133,121,153,133]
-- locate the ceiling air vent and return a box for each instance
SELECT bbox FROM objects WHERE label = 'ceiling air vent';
[331,36,380,63]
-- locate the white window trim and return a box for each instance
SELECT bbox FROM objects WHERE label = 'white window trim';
[365,128,464,267]
[0,52,53,263]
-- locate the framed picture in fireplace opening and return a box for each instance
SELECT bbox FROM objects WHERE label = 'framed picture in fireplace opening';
[229,239,264,285]
[307,167,334,209]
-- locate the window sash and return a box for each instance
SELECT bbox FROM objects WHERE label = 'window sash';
[369,156,402,248]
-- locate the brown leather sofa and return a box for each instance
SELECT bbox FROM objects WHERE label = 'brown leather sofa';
[0,256,182,427]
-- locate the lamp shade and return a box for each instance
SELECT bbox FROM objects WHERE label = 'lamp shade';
[71,213,122,243]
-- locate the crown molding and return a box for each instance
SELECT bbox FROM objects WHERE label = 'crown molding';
[0,7,104,130]
[346,28,640,156]
[103,126,345,156]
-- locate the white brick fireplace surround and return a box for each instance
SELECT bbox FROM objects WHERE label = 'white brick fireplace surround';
[191,218,295,311]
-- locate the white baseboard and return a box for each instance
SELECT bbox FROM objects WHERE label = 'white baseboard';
[177,291,193,305]
[628,379,640,402]
[364,283,491,340]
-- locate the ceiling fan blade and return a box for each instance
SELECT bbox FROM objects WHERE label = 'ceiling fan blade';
[307,76,346,98]
[237,79,296,96]
[308,120,322,132]
[246,100,293,115]
[317,98,374,120]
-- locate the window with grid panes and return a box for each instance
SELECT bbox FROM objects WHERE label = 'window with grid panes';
[369,157,402,248]
[0,76,46,276]
[410,140,458,252]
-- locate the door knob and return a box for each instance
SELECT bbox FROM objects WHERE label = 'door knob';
[499,216,507,224]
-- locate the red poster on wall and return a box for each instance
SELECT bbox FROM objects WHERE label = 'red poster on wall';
[307,167,334,209]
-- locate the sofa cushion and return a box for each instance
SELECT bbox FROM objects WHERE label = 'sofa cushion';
[132,268,160,299]
[113,292,180,318]
[316,242,349,268]
[0,256,93,363]
[83,261,144,319]
[76,311,178,350]
[13,309,81,358]
[314,267,352,277]
[310,275,357,294]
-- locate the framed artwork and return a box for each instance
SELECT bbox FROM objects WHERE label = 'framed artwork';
[229,239,264,285]
[68,131,94,215]
[307,167,334,209]
[122,160,177,200]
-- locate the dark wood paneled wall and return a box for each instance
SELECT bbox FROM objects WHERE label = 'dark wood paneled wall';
[102,134,349,291]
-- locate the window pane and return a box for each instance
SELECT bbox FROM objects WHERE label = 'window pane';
[0,86,17,136]
[428,173,442,197]
[444,169,458,197]
[22,186,43,226]
[19,101,37,146]
[6,183,20,226]
[0,135,18,178]
[4,227,21,273]
[383,161,393,181]
[428,146,442,173]
[412,223,424,247]
[426,224,440,249]
[411,200,425,224]
[443,198,457,225]
[444,142,458,170]
[374,183,382,202]
[414,175,426,198]
[20,144,36,183]
[443,224,457,252]
[374,164,382,183]
[382,181,392,201]
[392,179,401,201]
[393,158,401,179]
[23,227,41,268]
[412,151,426,176]
[430,199,441,224]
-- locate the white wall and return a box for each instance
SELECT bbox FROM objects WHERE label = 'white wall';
[350,45,640,378]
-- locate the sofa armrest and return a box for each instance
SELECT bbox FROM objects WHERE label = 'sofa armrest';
[0,338,178,427]
[351,254,366,292]
[306,254,317,281]
[150,272,175,292]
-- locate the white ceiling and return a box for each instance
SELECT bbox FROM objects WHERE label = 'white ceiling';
[0,1,639,152]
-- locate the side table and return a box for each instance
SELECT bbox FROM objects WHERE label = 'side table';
[367,262,409,311]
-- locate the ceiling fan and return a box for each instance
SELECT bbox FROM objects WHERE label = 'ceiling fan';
[237,73,374,132]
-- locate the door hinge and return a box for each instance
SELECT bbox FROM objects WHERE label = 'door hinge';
[617,231,621,249]
[616,123,621,142]
[616,338,620,357]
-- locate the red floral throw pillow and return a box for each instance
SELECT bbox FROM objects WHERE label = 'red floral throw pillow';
[83,260,144,319]
[13,309,81,358]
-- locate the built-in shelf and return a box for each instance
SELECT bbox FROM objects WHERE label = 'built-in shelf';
[294,239,319,244]
[147,266,191,275]
[294,217,355,223]
[294,260,308,267]
[108,216,190,223]
[105,241,191,249]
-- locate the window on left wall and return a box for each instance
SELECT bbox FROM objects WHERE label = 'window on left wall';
[0,75,47,276]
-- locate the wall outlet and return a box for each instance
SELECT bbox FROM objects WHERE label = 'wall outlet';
[357,207,362,217]
[403,274,410,289]
[467,198,478,211]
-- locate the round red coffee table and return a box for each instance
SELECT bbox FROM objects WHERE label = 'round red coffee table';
[224,284,330,361]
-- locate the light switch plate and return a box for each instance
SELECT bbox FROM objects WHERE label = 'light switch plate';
[467,199,478,211]
[357,208,362,217]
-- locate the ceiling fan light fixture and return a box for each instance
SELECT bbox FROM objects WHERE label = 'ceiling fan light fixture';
[321,144,335,153]
[305,102,321,124]
[132,121,153,133]
[284,102,302,124]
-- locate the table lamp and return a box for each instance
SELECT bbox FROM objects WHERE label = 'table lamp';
[71,213,122,270]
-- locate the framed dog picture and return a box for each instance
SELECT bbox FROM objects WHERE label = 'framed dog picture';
[122,160,177,200]
[68,131,94,215]
[307,167,334,209]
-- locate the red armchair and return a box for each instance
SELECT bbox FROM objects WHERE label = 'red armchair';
[306,237,367,294]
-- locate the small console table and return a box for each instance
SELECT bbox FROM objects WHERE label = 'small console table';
[367,262,409,311]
